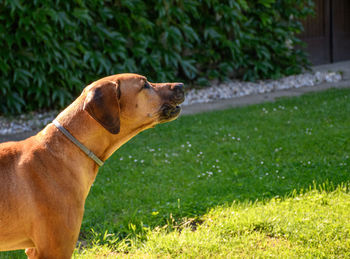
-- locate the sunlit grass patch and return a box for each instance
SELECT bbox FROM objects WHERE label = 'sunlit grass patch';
[75,185,350,258]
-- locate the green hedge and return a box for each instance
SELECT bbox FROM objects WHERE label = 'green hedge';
[0,0,314,114]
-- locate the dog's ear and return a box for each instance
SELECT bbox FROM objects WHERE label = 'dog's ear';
[83,81,121,134]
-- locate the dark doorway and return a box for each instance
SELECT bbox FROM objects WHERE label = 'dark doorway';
[332,0,350,62]
[299,0,350,65]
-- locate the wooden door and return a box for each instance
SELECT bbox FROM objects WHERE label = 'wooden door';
[299,0,331,65]
[332,0,350,62]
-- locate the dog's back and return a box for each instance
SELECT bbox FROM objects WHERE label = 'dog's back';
[0,141,21,199]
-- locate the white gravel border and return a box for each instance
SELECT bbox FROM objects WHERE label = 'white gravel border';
[183,71,342,106]
[0,71,343,135]
[0,111,57,135]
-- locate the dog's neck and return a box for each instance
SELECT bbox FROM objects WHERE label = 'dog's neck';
[36,98,150,197]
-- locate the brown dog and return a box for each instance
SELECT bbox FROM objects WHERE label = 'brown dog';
[0,73,184,258]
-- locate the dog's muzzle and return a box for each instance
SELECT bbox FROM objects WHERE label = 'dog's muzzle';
[159,83,185,122]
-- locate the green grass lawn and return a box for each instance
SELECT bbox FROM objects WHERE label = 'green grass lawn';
[2,88,350,258]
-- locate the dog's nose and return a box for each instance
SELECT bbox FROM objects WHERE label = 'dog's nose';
[172,83,184,94]
[174,83,184,90]
[170,83,184,90]
[171,83,185,103]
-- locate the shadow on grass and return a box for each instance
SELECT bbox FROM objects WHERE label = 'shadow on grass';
[1,88,350,258]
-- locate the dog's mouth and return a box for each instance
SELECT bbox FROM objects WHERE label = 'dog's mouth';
[159,103,182,123]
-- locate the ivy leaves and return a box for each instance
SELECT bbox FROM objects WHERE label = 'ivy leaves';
[0,0,314,114]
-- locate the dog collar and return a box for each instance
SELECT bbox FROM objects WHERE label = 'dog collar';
[52,119,104,167]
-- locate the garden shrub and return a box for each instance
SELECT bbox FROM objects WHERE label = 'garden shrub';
[0,0,314,114]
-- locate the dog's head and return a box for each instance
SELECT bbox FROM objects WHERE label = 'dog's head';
[83,73,184,134]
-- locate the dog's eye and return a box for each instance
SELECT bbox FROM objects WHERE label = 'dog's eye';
[143,82,151,89]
